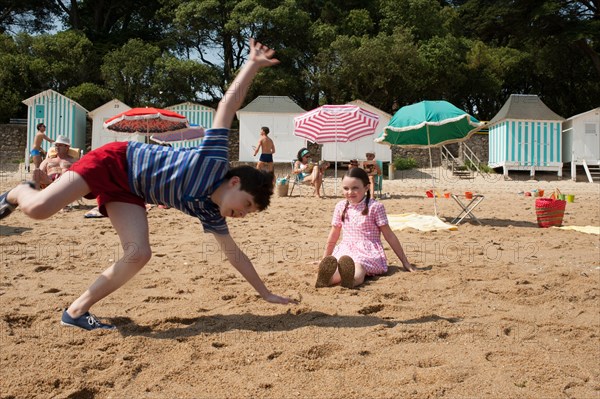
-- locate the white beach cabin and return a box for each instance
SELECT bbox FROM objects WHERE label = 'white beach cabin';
[322,100,392,163]
[237,96,306,163]
[165,102,215,149]
[22,89,88,170]
[488,94,564,177]
[89,99,144,150]
[562,107,600,182]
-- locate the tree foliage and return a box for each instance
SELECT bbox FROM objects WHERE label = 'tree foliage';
[0,0,598,123]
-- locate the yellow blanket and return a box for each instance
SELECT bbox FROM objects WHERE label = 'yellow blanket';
[554,225,600,235]
[388,213,458,232]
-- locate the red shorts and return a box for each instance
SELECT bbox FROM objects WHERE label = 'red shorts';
[69,142,145,217]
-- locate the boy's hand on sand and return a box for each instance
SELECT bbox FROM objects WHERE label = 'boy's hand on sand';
[264,293,298,305]
[249,38,280,68]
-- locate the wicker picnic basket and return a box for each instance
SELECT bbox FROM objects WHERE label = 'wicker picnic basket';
[535,197,566,228]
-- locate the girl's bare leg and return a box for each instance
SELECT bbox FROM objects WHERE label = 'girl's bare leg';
[66,202,151,317]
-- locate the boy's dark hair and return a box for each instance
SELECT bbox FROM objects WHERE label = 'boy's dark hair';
[225,165,274,211]
[37,123,45,130]
[261,126,270,135]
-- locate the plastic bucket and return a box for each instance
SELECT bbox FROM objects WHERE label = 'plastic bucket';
[566,194,575,203]
[535,198,566,228]
[444,192,450,198]
[277,183,288,197]
[426,190,434,198]
[465,191,473,199]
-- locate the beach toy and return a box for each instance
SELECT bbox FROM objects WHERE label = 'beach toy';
[276,177,289,197]
[426,190,434,198]
[465,191,473,199]
[525,192,531,196]
[444,192,450,198]
[566,194,575,203]
[535,198,566,228]
[538,189,544,197]
[558,194,566,200]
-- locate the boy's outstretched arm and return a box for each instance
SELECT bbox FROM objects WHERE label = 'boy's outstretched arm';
[213,233,297,304]
[213,38,280,129]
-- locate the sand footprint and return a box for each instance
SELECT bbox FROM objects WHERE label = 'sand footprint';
[358,304,384,315]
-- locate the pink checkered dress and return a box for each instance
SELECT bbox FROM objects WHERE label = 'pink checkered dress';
[331,198,389,275]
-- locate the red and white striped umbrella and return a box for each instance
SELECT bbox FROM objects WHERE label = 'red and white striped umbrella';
[103,107,189,135]
[294,104,379,143]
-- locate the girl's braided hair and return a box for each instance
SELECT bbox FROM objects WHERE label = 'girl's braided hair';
[341,167,371,222]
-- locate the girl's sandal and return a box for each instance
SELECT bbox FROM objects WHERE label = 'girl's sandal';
[315,256,338,288]
[338,256,355,288]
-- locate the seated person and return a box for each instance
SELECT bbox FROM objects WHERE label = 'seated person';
[293,148,329,198]
[33,135,78,189]
[360,152,382,198]
[349,159,359,169]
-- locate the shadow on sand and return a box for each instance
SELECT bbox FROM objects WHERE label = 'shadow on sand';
[116,310,461,340]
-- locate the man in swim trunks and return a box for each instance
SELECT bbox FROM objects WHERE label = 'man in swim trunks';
[31,123,55,169]
[253,126,275,172]
[33,135,78,189]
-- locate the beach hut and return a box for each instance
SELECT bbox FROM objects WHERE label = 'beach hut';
[562,107,600,182]
[165,102,215,149]
[488,94,564,177]
[22,89,88,170]
[88,99,144,150]
[237,96,306,163]
[322,100,392,163]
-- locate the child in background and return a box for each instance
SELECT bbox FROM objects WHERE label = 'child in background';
[0,39,296,331]
[316,167,415,288]
[253,126,275,173]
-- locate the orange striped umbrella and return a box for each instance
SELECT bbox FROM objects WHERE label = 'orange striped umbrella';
[104,107,189,135]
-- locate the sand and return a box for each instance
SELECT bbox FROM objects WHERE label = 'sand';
[1,168,599,398]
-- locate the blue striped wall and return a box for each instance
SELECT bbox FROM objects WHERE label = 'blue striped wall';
[26,91,87,162]
[489,120,562,167]
[166,103,215,149]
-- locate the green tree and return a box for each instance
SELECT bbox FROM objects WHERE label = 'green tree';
[0,0,59,34]
[65,82,113,112]
[150,56,221,106]
[28,30,95,93]
[0,33,30,121]
[101,39,162,106]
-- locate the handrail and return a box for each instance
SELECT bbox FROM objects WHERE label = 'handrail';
[460,143,488,176]
[440,146,460,174]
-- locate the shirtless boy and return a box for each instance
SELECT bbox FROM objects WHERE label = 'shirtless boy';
[31,123,55,169]
[253,126,275,172]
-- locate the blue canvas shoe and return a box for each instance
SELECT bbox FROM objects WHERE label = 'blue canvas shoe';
[61,309,117,331]
[0,191,17,220]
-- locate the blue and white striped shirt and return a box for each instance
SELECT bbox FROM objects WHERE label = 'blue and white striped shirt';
[126,128,229,234]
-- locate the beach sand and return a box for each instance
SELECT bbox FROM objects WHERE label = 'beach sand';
[1,168,599,398]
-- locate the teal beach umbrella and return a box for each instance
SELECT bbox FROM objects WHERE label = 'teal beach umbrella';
[375,100,485,216]
[375,100,483,147]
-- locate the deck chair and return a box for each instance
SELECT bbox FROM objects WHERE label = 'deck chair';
[47,146,83,160]
[289,160,326,197]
